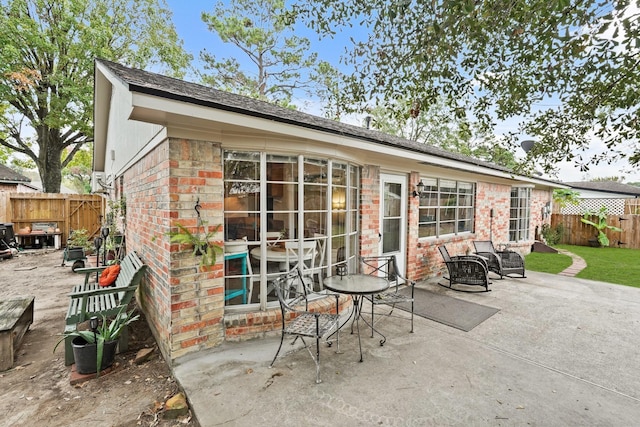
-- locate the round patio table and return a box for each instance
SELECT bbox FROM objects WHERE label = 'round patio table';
[323,274,389,362]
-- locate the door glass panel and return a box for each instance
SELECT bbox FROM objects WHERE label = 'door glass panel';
[383,182,402,253]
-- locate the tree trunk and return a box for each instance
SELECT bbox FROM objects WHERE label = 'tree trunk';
[37,126,64,193]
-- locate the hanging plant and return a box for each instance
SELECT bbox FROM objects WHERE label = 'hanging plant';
[167,221,223,267]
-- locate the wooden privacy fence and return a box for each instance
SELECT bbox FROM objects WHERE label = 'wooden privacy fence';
[551,213,640,249]
[0,193,105,245]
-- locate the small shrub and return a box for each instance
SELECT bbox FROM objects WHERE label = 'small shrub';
[541,223,564,246]
[68,228,93,253]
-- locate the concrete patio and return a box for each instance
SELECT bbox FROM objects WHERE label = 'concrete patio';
[173,271,640,426]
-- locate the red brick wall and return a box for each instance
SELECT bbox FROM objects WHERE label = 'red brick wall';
[224,294,350,342]
[124,138,173,360]
[122,138,355,360]
[359,165,380,259]
[125,138,226,362]
[405,172,421,280]
[475,181,511,242]
[407,180,538,280]
[531,188,552,241]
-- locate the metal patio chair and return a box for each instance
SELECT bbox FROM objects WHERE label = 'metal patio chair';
[473,240,526,278]
[438,246,491,292]
[269,268,340,384]
[361,255,416,334]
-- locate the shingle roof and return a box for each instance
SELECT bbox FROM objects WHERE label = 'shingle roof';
[97,59,523,177]
[0,164,30,183]
[566,181,640,196]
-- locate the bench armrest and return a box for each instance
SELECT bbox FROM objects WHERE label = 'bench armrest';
[74,266,107,275]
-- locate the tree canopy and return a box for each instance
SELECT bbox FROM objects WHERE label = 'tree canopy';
[200,0,341,111]
[0,0,191,192]
[294,0,640,176]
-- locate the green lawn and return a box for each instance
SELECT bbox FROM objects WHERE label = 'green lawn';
[525,245,640,288]
[524,250,573,274]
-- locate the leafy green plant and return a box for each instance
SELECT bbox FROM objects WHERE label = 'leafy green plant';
[167,221,223,267]
[540,223,564,246]
[67,228,93,253]
[552,188,580,209]
[53,307,139,376]
[580,206,623,247]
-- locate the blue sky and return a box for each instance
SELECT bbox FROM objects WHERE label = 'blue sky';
[163,1,640,184]
[165,0,353,81]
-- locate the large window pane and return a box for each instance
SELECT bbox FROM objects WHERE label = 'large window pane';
[509,187,531,242]
[332,163,347,186]
[385,183,402,217]
[224,152,261,241]
[439,222,455,235]
[224,151,359,307]
[304,185,327,210]
[418,177,475,238]
[418,223,437,238]
[304,158,327,183]
[267,154,297,181]
[224,151,260,180]
[383,218,401,253]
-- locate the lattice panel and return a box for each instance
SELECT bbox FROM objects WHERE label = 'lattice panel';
[561,198,625,215]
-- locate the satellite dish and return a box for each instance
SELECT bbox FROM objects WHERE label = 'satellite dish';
[521,140,536,153]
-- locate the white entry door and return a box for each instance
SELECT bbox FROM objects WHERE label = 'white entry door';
[379,173,407,273]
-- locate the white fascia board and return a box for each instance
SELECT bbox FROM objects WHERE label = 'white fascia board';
[128,92,563,188]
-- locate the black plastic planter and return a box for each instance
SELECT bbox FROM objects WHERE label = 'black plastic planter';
[71,336,118,374]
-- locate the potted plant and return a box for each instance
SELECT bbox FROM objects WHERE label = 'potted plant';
[67,228,93,254]
[580,206,623,247]
[167,221,223,267]
[54,307,140,376]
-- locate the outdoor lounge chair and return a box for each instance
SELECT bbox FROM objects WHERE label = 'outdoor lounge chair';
[473,240,526,278]
[269,267,340,384]
[438,246,491,292]
[361,255,416,334]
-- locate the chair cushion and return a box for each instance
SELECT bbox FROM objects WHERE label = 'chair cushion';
[99,264,120,287]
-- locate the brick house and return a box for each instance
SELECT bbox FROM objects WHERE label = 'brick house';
[93,59,560,363]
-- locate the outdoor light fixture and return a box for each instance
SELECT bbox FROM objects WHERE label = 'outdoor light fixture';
[94,236,103,271]
[412,180,425,198]
[101,227,110,266]
[89,316,98,330]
